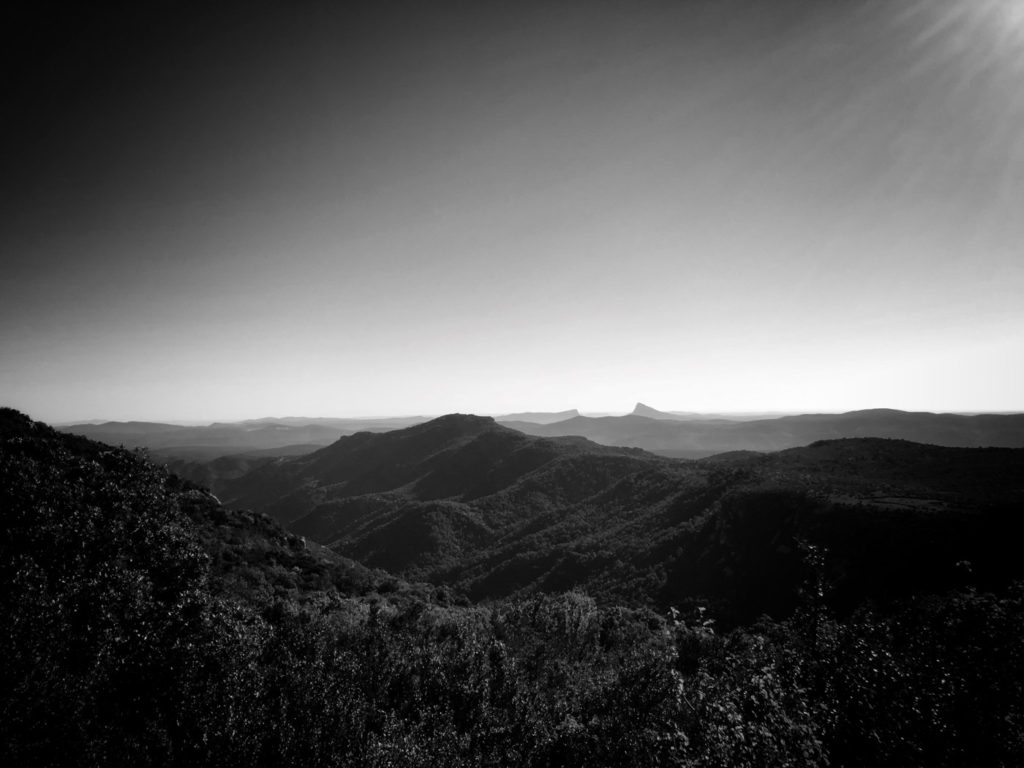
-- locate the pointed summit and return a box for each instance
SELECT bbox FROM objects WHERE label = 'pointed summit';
[632,402,670,418]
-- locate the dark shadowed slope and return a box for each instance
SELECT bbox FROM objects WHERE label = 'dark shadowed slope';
[220,415,691,579]
[220,414,663,518]
[427,437,1024,619]
[0,408,429,624]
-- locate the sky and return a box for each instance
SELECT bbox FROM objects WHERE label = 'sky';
[3,0,1022,422]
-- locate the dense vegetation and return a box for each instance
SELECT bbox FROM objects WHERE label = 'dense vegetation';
[215,416,1024,624]
[4,408,1024,766]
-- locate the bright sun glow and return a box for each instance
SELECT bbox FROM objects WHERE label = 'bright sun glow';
[986,0,1024,55]
[998,0,1024,26]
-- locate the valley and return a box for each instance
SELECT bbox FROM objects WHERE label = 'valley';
[8,406,1024,766]
[61,407,1024,624]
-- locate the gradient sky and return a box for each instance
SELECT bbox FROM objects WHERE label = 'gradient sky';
[3,0,1022,422]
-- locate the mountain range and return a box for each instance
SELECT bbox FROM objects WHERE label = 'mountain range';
[58,416,429,460]
[40,405,1024,620]
[52,405,1024,622]
[62,407,1024,465]
[59,410,581,461]
[13,405,1024,764]
[498,407,1024,458]
[212,413,1024,623]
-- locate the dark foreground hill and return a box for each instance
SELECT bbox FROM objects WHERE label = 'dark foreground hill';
[5,407,1024,767]
[223,414,1024,622]
[499,407,1024,457]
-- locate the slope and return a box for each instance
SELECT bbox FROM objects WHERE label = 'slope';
[220,414,674,574]
[222,414,1024,622]
[0,408,420,610]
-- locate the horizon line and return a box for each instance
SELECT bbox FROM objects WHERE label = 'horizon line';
[42,405,1024,428]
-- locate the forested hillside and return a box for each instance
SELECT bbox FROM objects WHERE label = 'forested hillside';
[221,416,1024,624]
[4,407,1024,767]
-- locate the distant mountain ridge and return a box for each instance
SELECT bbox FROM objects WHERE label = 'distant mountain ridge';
[500,408,1024,457]
[494,409,581,424]
[59,416,431,460]
[63,407,1024,463]
[630,402,737,421]
[58,409,592,461]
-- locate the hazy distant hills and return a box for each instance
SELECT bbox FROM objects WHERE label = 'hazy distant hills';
[217,413,1024,621]
[629,402,750,421]
[495,409,581,424]
[59,418,378,458]
[60,411,584,461]
[64,407,1024,464]
[499,408,1024,458]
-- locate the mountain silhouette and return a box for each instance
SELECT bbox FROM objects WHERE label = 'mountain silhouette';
[501,408,1024,457]
[60,416,430,460]
[628,402,731,421]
